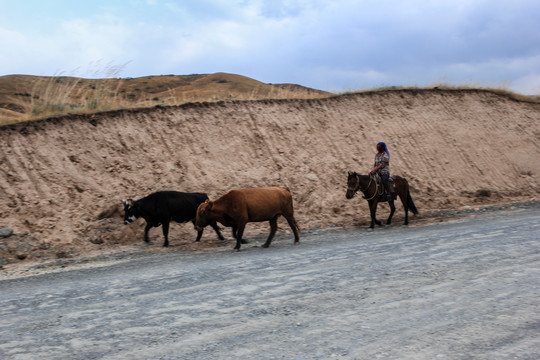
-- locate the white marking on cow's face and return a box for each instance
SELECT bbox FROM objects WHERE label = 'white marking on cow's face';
[124,215,137,224]
[123,199,139,225]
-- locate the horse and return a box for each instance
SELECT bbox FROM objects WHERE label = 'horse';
[346,172,418,228]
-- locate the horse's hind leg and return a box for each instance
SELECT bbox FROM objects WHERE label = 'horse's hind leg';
[404,206,409,225]
[386,200,396,225]
[398,193,409,225]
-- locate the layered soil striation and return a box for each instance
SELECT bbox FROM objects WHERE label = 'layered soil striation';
[0,89,538,267]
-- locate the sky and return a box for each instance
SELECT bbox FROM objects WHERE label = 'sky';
[1,0,539,94]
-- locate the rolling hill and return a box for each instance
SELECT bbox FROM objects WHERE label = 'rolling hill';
[0,72,331,124]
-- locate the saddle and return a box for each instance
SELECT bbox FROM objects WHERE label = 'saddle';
[373,173,395,195]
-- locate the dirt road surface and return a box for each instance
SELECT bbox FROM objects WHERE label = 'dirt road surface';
[1,206,539,360]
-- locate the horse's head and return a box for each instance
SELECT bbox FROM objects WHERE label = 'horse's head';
[346,171,361,199]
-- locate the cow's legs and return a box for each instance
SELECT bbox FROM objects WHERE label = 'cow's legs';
[192,219,205,242]
[211,221,225,240]
[262,216,279,248]
[143,223,152,243]
[234,223,246,250]
[161,222,170,247]
[284,214,300,244]
[232,225,248,244]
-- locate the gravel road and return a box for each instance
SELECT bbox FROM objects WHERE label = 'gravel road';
[1,206,539,360]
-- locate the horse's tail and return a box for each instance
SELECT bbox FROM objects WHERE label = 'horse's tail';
[407,191,419,215]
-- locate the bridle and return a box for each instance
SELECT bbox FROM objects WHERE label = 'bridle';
[347,173,378,201]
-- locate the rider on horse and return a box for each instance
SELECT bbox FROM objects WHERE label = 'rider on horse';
[370,142,392,201]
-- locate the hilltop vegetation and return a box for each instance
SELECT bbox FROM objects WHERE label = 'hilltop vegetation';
[0,72,331,124]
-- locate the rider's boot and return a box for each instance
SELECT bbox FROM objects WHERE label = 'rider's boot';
[381,174,392,201]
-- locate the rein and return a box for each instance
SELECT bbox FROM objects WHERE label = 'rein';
[349,173,379,201]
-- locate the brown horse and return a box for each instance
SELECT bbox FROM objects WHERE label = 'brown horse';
[346,172,418,228]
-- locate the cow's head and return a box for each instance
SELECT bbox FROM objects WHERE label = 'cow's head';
[195,199,213,230]
[122,199,139,224]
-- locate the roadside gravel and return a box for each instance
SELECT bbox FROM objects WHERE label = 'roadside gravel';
[0,205,539,359]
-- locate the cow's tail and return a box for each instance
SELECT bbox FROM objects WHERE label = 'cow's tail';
[407,191,419,215]
[293,217,301,234]
[284,187,301,234]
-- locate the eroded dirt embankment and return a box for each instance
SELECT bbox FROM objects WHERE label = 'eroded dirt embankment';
[0,89,539,267]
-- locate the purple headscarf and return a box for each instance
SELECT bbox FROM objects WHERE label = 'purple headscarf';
[377,142,390,156]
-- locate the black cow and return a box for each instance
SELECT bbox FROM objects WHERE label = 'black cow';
[122,191,224,247]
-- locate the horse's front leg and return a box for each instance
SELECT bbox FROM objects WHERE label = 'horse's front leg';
[386,199,396,225]
[368,200,382,228]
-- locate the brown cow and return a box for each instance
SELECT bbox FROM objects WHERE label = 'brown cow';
[195,187,300,250]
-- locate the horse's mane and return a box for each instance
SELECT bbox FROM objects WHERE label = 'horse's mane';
[349,171,368,178]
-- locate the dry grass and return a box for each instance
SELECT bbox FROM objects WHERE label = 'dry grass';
[2,73,538,126]
[341,83,540,103]
[0,72,331,125]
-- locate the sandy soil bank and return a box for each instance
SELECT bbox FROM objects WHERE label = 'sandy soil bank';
[0,89,538,271]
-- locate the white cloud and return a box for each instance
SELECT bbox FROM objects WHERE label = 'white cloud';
[512,75,540,95]
[0,27,27,70]
[1,0,539,94]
